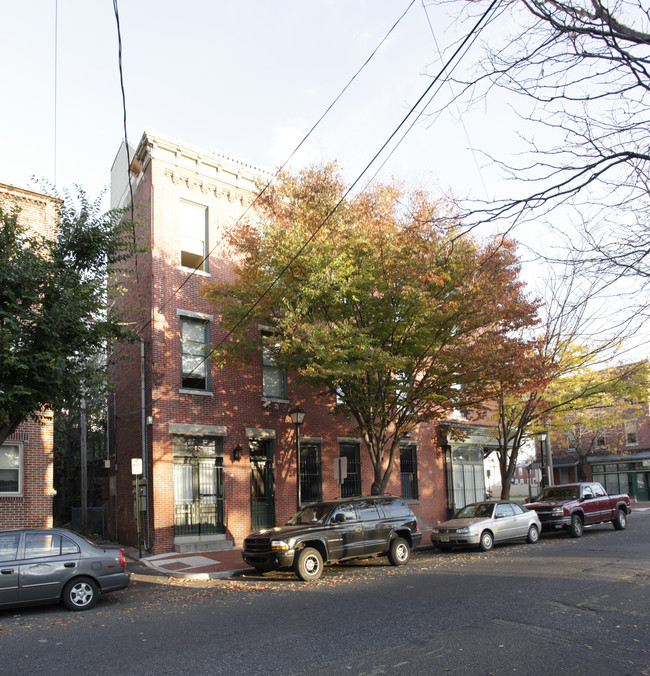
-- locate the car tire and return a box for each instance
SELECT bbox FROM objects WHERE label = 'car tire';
[479,531,493,552]
[62,577,99,611]
[526,525,539,544]
[387,537,410,566]
[294,547,323,581]
[612,509,627,531]
[568,514,584,538]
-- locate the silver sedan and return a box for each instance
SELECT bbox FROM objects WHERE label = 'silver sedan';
[431,501,542,552]
[0,528,129,611]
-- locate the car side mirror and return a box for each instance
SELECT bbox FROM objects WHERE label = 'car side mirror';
[495,513,505,519]
[334,513,346,523]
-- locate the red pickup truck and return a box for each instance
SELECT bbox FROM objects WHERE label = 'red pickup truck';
[525,482,631,538]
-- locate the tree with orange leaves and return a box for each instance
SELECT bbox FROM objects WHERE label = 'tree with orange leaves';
[204,163,540,494]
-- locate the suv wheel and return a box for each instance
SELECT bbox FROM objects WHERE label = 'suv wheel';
[294,547,323,581]
[387,537,410,566]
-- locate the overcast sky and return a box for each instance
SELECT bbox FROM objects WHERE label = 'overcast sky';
[1,0,522,206]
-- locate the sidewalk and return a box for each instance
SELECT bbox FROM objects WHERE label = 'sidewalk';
[126,547,254,580]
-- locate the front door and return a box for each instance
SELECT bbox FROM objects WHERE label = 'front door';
[250,439,275,531]
[173,438,225,537]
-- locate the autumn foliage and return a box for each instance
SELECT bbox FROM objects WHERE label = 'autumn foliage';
[204,164,540,493]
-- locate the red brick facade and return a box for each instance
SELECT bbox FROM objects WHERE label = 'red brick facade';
[0,184,59,528]
[108,132,486,554]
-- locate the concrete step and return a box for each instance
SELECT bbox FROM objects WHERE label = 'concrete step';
[174,538,234,554]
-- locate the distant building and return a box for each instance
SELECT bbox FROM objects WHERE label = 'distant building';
[108,131,497,554]
[0,183,60,528]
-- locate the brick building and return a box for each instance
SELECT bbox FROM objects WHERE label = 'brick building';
[537,366,650,501]
[108,131,495,554]
[0,184,60,528]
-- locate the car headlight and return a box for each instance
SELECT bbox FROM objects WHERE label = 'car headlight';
[271,540,289,551]
[432,528,440,534]
[454,527,470,534]
[551,507,564,516]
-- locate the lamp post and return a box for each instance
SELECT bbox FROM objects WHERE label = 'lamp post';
[535,432,546,490]
[289,406,306,510]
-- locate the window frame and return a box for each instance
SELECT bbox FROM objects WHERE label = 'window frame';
[624,420,638,447]
[399,442,419,501]
[179,199,209,273]
[179,314,211,392]
[0,442,23,496]
[260,330,288,401]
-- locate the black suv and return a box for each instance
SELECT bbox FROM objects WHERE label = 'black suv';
[242,496,422,581]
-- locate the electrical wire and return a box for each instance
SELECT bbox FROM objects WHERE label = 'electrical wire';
[111,0,417,362]
[116,0,503,419]
[135,0,417,333]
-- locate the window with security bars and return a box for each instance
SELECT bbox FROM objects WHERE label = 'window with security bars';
[180,316,210,390]
[400,442,418,500]
[300,441,322,504]
[179,200,208,271]
[339,442,361,497]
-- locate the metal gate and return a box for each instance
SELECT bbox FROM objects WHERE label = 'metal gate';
[173,457,225,536]
[250,439,275,531]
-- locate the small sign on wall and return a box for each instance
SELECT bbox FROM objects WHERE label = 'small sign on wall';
[131,457,143,475]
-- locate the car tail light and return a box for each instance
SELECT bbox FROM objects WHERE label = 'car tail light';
[120,549,126,568]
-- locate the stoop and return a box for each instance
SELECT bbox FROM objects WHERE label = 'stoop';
[174,534,234,553]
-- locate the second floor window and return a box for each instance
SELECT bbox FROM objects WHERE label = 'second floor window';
[261,331,287,399]
[624,420,638,446]
[180,200,208,272]
[181,316,210,391]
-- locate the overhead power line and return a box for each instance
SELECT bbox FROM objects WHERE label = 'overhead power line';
[116,0,503,419]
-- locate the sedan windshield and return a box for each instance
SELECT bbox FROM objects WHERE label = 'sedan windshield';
[457,503,494,519]
[286,504,333,525]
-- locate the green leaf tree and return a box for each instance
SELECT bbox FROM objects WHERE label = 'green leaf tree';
[546,361,649,481]
[204,164,539,494]
[0,189,139,446]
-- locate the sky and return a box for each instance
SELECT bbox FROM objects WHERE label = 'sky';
[0,0,521,208]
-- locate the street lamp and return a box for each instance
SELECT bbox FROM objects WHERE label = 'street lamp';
[289,407,306,509]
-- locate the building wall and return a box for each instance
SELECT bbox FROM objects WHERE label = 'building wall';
[0,420,54,528]
[0,184,59,528]
[109,132,450,554]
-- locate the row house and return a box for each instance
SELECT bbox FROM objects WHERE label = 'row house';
[541,372,650,501]
[108,131,497,554]
[0,184,59,528]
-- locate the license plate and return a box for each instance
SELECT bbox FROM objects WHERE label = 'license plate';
[440,535,450,543]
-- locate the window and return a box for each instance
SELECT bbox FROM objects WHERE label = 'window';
[0,533,20,561]
[24,532,78,559]
[261,331,287,399]
[300,440,321,505]
[339,442,361,498]
[400,443,419,500]
[625,420,638,446]
[495,503,515,518]
[179,200,208,271]
[180,316,210,391]
[0,443,21,494]
[357,499,381,521]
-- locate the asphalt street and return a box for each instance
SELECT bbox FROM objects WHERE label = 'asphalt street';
[1,510,648,676]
